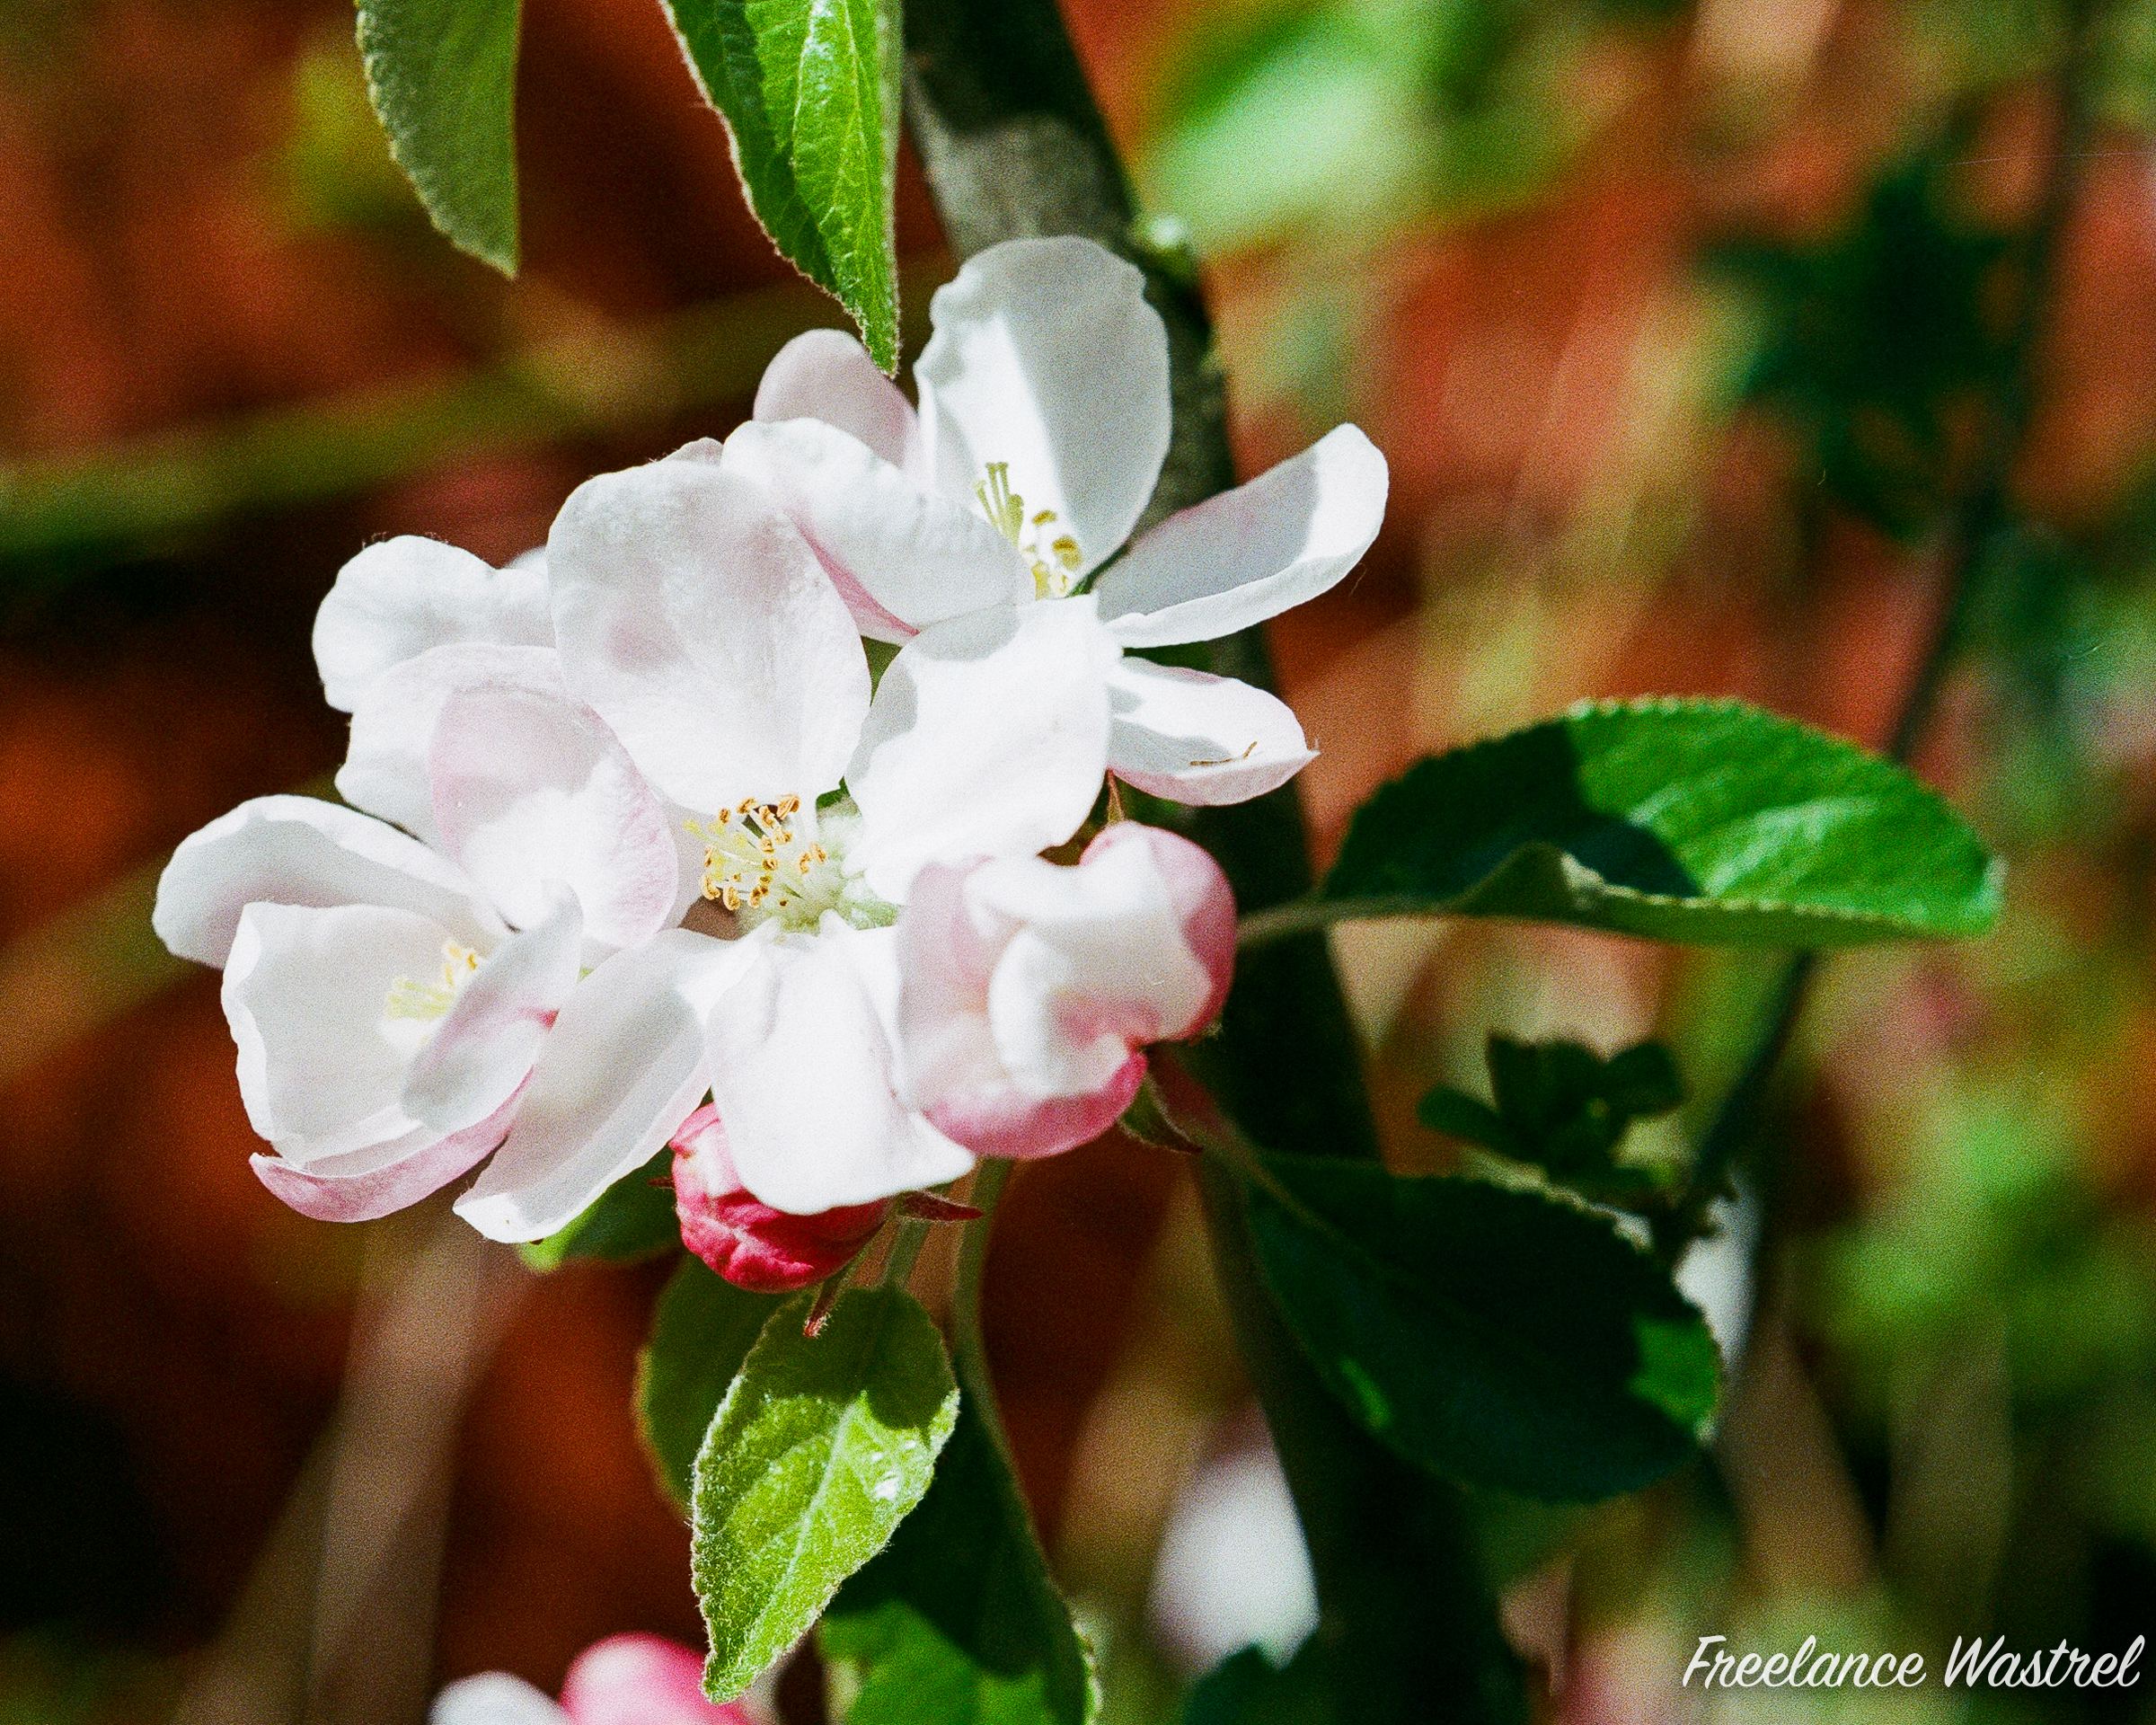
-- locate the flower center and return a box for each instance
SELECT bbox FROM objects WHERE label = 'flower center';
[385,940,482,1022]
[690,795,892,934]
[976,462,1082,599]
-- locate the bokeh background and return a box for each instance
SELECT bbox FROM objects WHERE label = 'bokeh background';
[4,0,2156,1718]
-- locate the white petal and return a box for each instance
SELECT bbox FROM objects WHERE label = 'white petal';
[915,237,1170,575]
[155,794,499,969]
[968,837,1211,1095]
[708,924,972,1213]
[402,890,582,1136]
[754,326,920,472]
[340,643,569,847]
[222,901,453,1163]
[429,679,684,953]
[1092,425,1389,648]
[548,457,871,810]
[1104,659,1315,805]
[251,1094,516,1224]
[314,536,552,712]
[429,1673,571,1725]
[721,418,1029,640]
[454,930,739,1241]
[848,599,1118,900]
[889,858,1012,1110]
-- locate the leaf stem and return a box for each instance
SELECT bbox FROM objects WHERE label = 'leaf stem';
[1657,0,2102,1265]
[950,1159,1014,1458]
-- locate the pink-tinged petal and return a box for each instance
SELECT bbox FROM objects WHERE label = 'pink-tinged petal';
[670,1105,888,1293]
[1103,659,1315,806]
[340,643,570,848]
[720,418,1029,641]
[155,795,498,969]
[560,1635,757,1725]
[548,457,870,812]
[890,826,1231,1162]
[454,931,741,1242]
[925,1051,1146,1162]
[848,601,1117,901]
[1092,424,1389,648]
[753,327,920,473]
[1082,822,1235,1037]
[402,891,581,1137]
[707,925,973,1214]
[314,536,552,712]
[222,901,456,1162]
[429,1672,572,1725]
[915,237,1170,574]
[252,1089,520,1225]
[430,682,683,953]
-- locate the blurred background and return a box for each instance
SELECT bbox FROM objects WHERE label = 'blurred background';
[3,0,2155,1718]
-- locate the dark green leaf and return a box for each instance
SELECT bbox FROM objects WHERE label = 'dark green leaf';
[1421,1034,1682,1201]
[1243,1158,1718,1501]
[664,0,901,368]
[355,0,521,272]
[821,1387,1096,1725]
[518,1149,680,1272]
[637,1256,785,1509]
[1308,698,2001,948]
[693,1286,958,1700]
[1182,1643,1334,1725]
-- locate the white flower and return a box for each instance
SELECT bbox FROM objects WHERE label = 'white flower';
[154,540,723,1234]
[720,234,1390,808]
[894,822,1235,1159]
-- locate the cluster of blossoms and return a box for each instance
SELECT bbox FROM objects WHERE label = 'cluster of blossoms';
[154,237,1387,1287]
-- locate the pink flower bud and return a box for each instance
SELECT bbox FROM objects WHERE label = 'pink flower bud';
[559,1633,756,1724]
[670,1105,888,1292]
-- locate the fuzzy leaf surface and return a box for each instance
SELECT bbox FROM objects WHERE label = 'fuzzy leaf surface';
[664,0,901,368]
[692,1286,957,1699]
[355,0,521,271]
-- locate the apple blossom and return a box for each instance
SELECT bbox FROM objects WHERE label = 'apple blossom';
[539,442,1133,1214]
[720,234,1390,808]
[895,821,1236,1160]
[430,1633,756,1725]
[153,543,724,1234]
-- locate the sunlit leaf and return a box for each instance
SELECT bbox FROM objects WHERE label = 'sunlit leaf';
[665,0,901,368]
[693,1286,957,1699]
[354,0,521,271]
[1278,697,2001,948]
[822,1387,1097,1725]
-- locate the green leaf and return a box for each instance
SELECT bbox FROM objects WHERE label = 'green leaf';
[1242,1158,1718,1502]
[693,1286,958,1700]
[1182,1643,1334,1725]
[355,0,522,273]
[1300,697,2001,948]
[518,1149,680,1272]
[1419,1034,1682,1203]
[637,1257,785,1508]
[821,1386,1096,1725]
[664,0,901,369]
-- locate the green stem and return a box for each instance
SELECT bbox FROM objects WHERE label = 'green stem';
[903,1,1518,1715]
[950,1159,1012,1447]
[1656,2,2103,1265]
[879,1216,933,1289]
